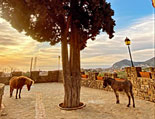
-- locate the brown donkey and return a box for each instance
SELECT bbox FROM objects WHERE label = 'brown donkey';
[9,76,34,99]
[103,78,135,107]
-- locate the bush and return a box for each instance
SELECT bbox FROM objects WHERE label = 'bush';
[117,71,127,79]
[22,72,30,77]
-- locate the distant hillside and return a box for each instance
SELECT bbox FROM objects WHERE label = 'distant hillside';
[144,57,155,66]
[111,57,155,69]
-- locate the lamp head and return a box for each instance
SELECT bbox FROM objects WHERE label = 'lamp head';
[125,37,130,45]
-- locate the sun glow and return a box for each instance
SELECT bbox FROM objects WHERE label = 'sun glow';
[0,14,154,71]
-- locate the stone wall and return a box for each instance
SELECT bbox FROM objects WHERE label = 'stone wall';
[81,68,155,103]
[81,79,113,91]
[0,71,23,85]
[81,72,113,91]
[125,67,155,103]
[58,71,63,82]
[0,71,62,85]
[0,77,10,85]
[11,72,23,77]
[30,70,60,83]
[125,67,142,77]
[129,77,155,102]
[81,79,103,89]
[0,83,5,109]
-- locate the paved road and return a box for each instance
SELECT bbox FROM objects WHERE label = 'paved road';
[1,83,155,119]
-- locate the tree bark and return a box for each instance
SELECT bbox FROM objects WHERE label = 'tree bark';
[61,35,72,108]
[61,26,81,108]
[61,32,81,108]
[70,24,81,107]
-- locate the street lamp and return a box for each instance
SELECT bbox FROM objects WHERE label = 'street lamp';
[125,37,134,67]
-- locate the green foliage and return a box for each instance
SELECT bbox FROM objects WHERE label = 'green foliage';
[117,71,127,79]
[0,0,115,50]
[22,72,30,77]
[98,72,104,77]
[142,67,150,72]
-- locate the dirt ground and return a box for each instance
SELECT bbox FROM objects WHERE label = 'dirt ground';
[1,83,155,119]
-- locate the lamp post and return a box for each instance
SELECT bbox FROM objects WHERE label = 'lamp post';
[125,37,134,67]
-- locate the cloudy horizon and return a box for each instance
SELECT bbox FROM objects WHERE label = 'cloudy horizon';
[0,14,154,72]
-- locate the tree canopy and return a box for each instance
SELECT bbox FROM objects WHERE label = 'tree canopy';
[0,0,115,108]
[0,0,115,50]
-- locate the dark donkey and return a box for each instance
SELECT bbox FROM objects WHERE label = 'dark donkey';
[103,78,135,107]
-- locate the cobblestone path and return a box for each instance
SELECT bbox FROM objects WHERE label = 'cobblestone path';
[1,83,155,119]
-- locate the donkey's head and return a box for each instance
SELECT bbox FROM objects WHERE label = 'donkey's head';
[103,78,112,88]
[27,80,33,91]
[24,77,34,91]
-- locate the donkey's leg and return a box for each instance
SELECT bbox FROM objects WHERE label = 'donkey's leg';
[10,87,14,98]
[125,91,131,107]
[19,88,22,99]
[114,90,119,104]
[130,90,135,108]
[16,89,19,99]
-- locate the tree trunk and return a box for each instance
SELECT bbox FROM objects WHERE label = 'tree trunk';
[61,27,81,108]
[61,11,81,107]
[61,36,72,108]
[69,24,81,107]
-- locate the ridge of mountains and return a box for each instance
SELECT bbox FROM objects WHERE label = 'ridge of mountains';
[111,57,155,69]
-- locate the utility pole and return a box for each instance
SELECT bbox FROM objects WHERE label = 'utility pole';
[30,57,33,75]
[33,57,37,71]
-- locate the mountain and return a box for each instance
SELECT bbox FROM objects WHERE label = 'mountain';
[111,57,155,69]
[144,57,155,66]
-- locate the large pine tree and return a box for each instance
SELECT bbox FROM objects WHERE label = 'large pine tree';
[0,0,115,108]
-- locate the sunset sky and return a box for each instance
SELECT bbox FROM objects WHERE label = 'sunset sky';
[0,0,154,72]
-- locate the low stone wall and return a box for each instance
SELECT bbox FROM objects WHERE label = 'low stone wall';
[11,72,22,77]
[30,70,60,83]
[0,71,63,85]
[58,71,63,82]
[81,72,116,92]
[81,78,155,103]
[81,79,103,89]
[81,79,112,91]
[0,77,10,85]
[81,68,155,103]
[0,83,5,109]
[128,77,155,102]
[125,67,155,103]
[0,71,24,85]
